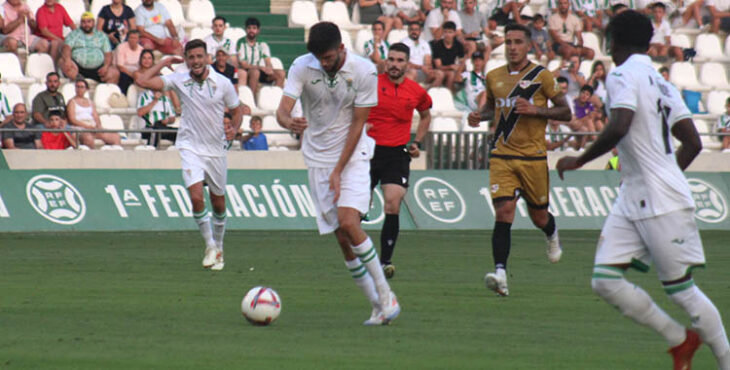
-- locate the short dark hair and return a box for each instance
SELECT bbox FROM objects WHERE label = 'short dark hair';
[307,22,341,55]
[46,72,59,81]
[372,20,385,29]
[251,115,262,123]
[580,84,594,94]
[556,76,569,84]
[245,17,260,28]
[443,21,457,31]
[611,3,627,14]
[139,49,154,66]
[128,29,139,36]
[48,110,63,119]
[533,14,544,22]
[659,66,669,74]
[650,1,665,10]
[505,23,531,39]
[75,78,89,88]
[185,39,207,55]
[213,16,226,24]
[407,21,422,29]
[607,10,653,51]
[389,42,410,59]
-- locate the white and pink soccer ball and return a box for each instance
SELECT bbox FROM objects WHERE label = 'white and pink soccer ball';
[241,286,281,326]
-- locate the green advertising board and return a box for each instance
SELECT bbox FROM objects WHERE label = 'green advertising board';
[0,168,728,232]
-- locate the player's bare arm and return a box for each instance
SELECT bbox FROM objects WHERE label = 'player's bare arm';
[276,95,308,134]
[671,118,702,171]
[556,108,634,179]
[409,109,431,158]
[330,106,371,202]
[514,92,572,121]
[225,103,245,141]
[134,56,184,91]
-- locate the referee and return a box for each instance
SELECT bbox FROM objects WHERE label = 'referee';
[367,42,432,279]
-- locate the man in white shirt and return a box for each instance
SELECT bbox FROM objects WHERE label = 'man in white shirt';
[135,0,181,55]
[422,0,462,41]
[135,39,244,271]
[557,11,730,370]
[548,0,595,59]
[647,2,683,61]
[401,21,444,86]
[203,16,237,65]
[276,22,401,326]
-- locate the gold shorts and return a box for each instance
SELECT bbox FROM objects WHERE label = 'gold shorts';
[489,155,549,209]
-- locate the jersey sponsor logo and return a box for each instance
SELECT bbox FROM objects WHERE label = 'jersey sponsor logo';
[687,178,728,223]
[414,177,466,223]
[493,65,545,145]
[26,174,86,225]
[310,79,322,85]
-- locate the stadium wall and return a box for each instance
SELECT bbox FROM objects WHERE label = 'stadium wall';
[1,150,728,232]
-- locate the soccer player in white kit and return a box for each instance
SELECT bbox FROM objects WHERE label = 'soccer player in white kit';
[276,22,401,325]
[136,39,244,271]
[557,11,730,369]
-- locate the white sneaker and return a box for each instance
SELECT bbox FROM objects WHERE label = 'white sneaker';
[210,252,224,271]
[202,244,220,268]
[363,307,383,326]
[380,291,401,324]
[485,270,509,296]
[546,232,563,263]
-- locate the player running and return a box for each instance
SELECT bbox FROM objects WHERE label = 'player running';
[467,23,572,296]
[276,22,401,325]
[557,11,730,369]
[367,42,432,279]
[136,39,244,271]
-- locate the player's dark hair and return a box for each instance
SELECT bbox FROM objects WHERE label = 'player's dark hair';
[607,10,652,51]
[213,16,226,24]
[46,71,59,81]
[556,76,569,84]
[505,23,531,39]
[443,21,457,31]
[372,20,385,29]
[389,42,410,59]
[580,84,594,94]
[611,3,627,14]
[185,39,207,55]
[245,17,260,28]
[307,22,342,55]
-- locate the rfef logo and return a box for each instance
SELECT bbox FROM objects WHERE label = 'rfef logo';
[687,178,727,223]
[26,175,86,225]
[414,177,466,223]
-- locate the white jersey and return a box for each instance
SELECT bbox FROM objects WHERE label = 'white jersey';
[162,66,240,157]
[605,54,694,220]
[203,34,236,60]
[283,52,378,168]
[400,37,432,66]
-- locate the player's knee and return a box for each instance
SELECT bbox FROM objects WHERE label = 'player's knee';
[591,277,619,300]
[337,214,360,233]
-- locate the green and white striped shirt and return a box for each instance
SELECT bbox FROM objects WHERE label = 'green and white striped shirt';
[236,38,271,67]
[137,90,175,126]
[363,39,390,60]
[717,114,730,130]
[0,92,10,122]
[572,0,601,16]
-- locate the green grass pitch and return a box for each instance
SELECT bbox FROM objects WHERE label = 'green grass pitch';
[1,230,728,369]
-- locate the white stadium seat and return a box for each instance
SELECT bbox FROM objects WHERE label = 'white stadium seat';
[26,83,45,106]
[669,62,708,91]
[270,57,284,70]
[189,27,212,41]
[127,0,141,11]
[90,0,111,19]
[159,0,192,28]
[355,29,373,55]
[694,33,726,62]
[290,0,319,28]
[0,53,35,84]
[339,29,354,51]
[224,27,245,44]
[126,84,140,108]
[579,60,593,79]
[486,58,507,73]
[61,82,80,102]
[238,85,262,114]
[706,90,730,115]
[321,1,359,30]
[428,87,457,115]
[100,114,127,139]
[387,29,408,45]
[581,32,603,58]
[671,34,691,49]
[430,117,459,132]
[699,63,730,90]
[25,53,56,82]
[0,83,24,108]
[261,115,286,132]
[93,83,124,113]
[725,35,730,59]
[59,0,86,24]
[256,86,283,112]
[186,0,216,27]
[546,59,561,72]
[27,0,44,14]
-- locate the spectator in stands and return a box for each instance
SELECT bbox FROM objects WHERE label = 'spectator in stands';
[2,0,51,54]
[97,0,136,50]
[204,16,237,65]
[423,0,462,41]
[485,0,529,27]
[115,29,143,93]
[676,0,704,28]
[485,14,505,50]
[586,60,607,106]
[41,110,76,149]
[236,17,285,93]
[363,20,390,74]
[0,79,11,126]
[529,14,555,62]
[2,103,42,149]
[136,86,176,146]
[382,0,425,25]
[135,0,182,55]
[67,79,122,147]
[573,0,603,32]
[548,0,594,59]
[359,0,402,37]
[705,0,730,33]
[36,0,76,59]
[459,0,491,59]
[60,12,120,84]
[717,97,730,151]
[401,22,444,86]
[545,119,574,150]
[133,49,182,115]
[212,48,238,86]
[573,84,602,132]
[240,115,268,150]
[32,72,66,127]
[456,50,486,111]
[648,2,683,60]
[430,21,465,92]
[658,65,670,81]
[555,55,585,102]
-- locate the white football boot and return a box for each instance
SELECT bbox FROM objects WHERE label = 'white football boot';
[546,231,563,263]
[210,251,224,271]
[202,244,220,269]
[363,307,384,326]
[485,269,509,296]
[380,291,401,324]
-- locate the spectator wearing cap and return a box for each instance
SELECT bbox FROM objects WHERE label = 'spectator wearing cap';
[548,0,594,59]
[363,20,390,74]
[211,48,239,87]
[2,103,42,149]
[236,17,284,93]
[456,51,486,111]
[429,21,465,92]
[35,0,76,58]
[204,16,237,65]
[115,29,143,93]
[1,0,51,54]
[60,12,120,84]
[96,0,136,49]
[135,0,182,55]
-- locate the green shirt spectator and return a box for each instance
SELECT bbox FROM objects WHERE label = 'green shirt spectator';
[65,27,112,69]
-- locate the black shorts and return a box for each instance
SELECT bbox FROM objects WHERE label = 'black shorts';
[552,42,576,54]
[74,61,102,82]
[370,145,411,189]
[490,8,509,26]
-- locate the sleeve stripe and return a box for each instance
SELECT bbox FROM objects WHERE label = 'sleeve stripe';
[612,104,636,110]
[355,103,377,107]
[283,92,300,100]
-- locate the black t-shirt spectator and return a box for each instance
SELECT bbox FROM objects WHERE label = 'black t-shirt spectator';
[2,123,41,149]
[98,5,135,44]
[211,63,239,86]
[429,39,465,67]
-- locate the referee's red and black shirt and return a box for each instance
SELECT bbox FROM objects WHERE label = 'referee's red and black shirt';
[367,73,432,147]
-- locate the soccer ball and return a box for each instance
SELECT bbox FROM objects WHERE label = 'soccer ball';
[241,286,281,326]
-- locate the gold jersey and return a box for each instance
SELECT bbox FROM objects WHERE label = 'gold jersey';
[485,63,560,158]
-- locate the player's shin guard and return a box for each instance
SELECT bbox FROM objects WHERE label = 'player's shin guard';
[353,237,390,299]
[194,208,215,246]
[492,222,512,270]
[380,214,399,264]
[212,211,226,251]
[666,282,730,368]
[541,212,557,238]
[592,266,686,347]
[345,258,379,308]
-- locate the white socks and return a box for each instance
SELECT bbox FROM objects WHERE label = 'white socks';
[352,237,391,301]
[212,211,226,251]
[345,258,379,308]
[193,208,215,247]
[668,284,730,368]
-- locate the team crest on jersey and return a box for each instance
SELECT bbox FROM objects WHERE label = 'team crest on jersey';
[346,78,353,91]
[519,80,532,89]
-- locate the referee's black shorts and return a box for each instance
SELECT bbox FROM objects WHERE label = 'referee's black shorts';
[370,145,411,189]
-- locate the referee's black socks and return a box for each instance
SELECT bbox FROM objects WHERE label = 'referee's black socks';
[380,214,399,265]
[492,221,512,270]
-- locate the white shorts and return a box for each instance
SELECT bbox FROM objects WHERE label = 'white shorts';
[307,160,371,235]
[179,149,227,196]
[595,209,706,281]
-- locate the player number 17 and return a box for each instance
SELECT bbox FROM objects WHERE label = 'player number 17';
[657,99,672,154]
